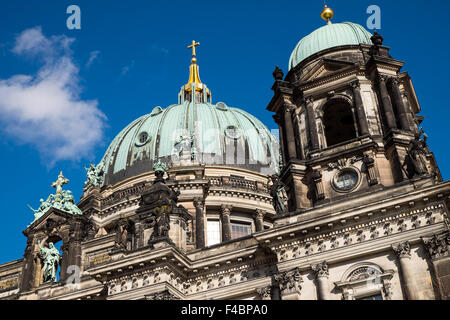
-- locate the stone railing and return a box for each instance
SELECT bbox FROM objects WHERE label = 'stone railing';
[102,182,150,207]
[209,176,268,193]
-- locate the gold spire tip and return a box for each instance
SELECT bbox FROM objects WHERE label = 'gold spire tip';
[320,4,334,24]
[187,40,200,64]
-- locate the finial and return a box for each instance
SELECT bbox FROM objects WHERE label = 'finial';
[188,40,200,64]
[320,3,334,24]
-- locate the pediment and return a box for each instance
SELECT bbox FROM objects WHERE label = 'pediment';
[301,58,356,82]
[23,207,85,235]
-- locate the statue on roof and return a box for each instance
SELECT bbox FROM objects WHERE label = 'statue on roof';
[84,161,105,188]
[38,240,61,283]
[28,172,83,225]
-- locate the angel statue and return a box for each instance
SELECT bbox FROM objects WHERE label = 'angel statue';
[27,196,53,222]
[38,240,62,283]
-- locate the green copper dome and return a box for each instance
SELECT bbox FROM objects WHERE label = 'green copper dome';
[98,101,280,186]
[289,22,373,70]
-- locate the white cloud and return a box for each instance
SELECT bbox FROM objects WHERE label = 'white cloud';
[86,50,100,68]
[0,27,106,166]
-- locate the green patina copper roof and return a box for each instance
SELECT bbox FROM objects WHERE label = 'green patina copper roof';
[98,101,280,186]
[289,22,373,70]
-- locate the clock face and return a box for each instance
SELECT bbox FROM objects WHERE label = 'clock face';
[334,169,358,191]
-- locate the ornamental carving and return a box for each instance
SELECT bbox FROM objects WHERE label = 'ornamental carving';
[327,156,359,171]
[422,231,449,260]
[392,241,411,259]
[274,267,302,294]
[256,286,272,300]
[145,290,180,300]
[311,261,329,278]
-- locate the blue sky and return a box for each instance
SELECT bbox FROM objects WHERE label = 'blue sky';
[0,0,449,264]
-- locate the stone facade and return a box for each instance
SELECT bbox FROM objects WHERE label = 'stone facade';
[0,25,449,301]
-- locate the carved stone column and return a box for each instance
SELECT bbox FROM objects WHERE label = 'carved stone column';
[282,102,298,161]
[274,267,303,300]
[256,285,272,300]
[311,169,324,201]
[388,77,410,131]
[220,205,232,242]
[392,241,418,300]
[350,81,369,135]
[305,97,320,151]
[377,74,397,131]
[253,209,265,232]
[193,198,206,249]
[311,261,330,300]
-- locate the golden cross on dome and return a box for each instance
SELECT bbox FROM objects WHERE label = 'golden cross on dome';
[187,40,200,62]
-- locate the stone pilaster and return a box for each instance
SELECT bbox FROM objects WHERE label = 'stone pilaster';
[311,261,330,300]
[282,102,298,161]
[193,197,206,249]
[311,169,324,201]
[220,205,232,242]
[392,241,418,300]
[305,97,320,151]
[274,267,303,300]
[422,231,450,299]
[350,80,369,135]
[388,77,411,131]
[253,209,266,232]
[377,74,397,131]
[363,153,378,186]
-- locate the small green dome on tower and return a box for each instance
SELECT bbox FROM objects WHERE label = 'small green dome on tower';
[289,21,373,70]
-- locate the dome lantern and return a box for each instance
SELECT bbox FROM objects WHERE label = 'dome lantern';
[179,40,212,104]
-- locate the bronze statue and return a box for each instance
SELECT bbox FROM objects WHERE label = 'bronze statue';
[268,175,286,213]
[38,240,61,283]
[403,128,429,178]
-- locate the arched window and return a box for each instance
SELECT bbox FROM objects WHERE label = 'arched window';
[323,101,357,147]
[334,262,395,300]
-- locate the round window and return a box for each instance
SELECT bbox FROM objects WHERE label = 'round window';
[135,132,150,146]
[333,168,359,191]
[224,125,241,139]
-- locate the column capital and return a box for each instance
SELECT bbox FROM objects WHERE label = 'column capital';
[350,80,360,89]
[311,260,329,278]
[256,285,272,300]
[387,76,401,87]
[274,267,303,296]
[422,231,449,260]
[377,74,389,83]
[220,204,232,216]
[193,197,205,209]
[305,96,314,105]
[254,209,266,219]
[392,241,411,259]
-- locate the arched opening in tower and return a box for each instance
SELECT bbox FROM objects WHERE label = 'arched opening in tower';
[323,101,357,147]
